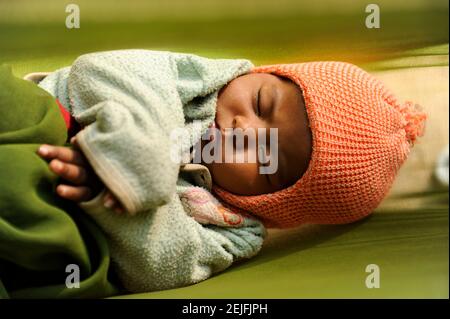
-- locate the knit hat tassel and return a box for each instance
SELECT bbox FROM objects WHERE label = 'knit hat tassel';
[397,101,427,146]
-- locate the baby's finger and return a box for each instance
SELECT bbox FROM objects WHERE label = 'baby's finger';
[50,159,88,185]
[103,191,118,209]
[56,184,92,202]
[103,191,125,214]
[38,144,86,166]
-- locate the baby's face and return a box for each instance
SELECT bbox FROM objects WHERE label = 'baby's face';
[201,73,312,195]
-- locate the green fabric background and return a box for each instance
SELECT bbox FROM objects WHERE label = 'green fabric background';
[0,0,447,299]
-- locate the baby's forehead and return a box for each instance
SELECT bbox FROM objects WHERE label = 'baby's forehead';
[236,71,283,82]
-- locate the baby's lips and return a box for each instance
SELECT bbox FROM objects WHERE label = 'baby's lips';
[203,120,221,142]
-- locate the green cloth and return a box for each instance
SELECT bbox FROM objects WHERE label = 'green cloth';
[0,64,119,298]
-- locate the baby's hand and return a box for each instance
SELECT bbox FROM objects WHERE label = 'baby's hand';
[37,137,125,214]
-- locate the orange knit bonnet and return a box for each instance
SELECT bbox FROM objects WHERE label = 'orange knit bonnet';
[213,61,427,229]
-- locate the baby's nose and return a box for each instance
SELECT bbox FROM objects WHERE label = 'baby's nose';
[233,115,249,130]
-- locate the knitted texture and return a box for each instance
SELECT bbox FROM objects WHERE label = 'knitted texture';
[213,61,428,229]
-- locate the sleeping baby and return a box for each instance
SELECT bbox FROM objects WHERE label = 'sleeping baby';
[34,49,427,293]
